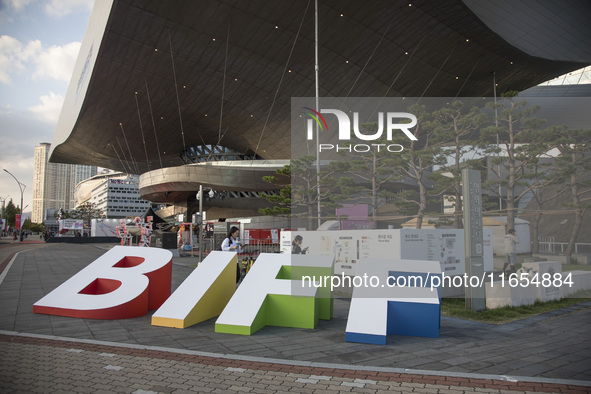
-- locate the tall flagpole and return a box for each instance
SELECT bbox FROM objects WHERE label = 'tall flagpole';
[315,0,321,229]
[493,72,502,212]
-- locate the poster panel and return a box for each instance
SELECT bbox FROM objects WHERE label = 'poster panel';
[280,229,492,276]
[91,219,120,236]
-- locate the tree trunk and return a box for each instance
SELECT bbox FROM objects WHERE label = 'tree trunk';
[565,208,583,259]
[416,179,427,229]
[531,212,541,254]
[506,152,516,231]
[565,161,581,259]
[371,153,378,229]
[453,138,463,229]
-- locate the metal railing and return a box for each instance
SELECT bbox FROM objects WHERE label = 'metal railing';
[180,237,281,258]
[239,238,281,257]
[538,237,591,255]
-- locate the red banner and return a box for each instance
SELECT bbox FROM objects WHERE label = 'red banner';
[15,214,21,230]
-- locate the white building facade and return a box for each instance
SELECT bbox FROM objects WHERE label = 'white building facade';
[77,171,151,219]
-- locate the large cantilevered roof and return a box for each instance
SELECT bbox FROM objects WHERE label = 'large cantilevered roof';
[50,0,590,174]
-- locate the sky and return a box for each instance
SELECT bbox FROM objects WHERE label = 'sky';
[0,0,93,217]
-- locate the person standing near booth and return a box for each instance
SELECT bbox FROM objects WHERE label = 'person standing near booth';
[221,226,242,252]
[221,226,242,282]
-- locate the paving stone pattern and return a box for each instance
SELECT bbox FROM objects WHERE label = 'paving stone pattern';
[1,335,589,393]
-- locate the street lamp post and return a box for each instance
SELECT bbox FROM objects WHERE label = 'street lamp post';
[3,169,26,242]
[195,185,214,263]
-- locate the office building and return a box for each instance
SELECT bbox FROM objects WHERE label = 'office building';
[32,143,97,223]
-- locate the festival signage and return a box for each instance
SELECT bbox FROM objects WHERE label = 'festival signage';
[91,218,120,236]
[215,254,334,335]
[345,258,442,345]
[33,246,172,319]
[59,219,84,230]
[152,251,237,328]
[33,247,443,345]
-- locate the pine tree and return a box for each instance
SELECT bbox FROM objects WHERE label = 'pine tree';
[554,128,591,260]
[260,157,356,229]
[388,104,446,228]
[70,202,105,228]
[340,123,399,228]
[480,92,551,232]
[431,100,487,228]
[5,199,19,228]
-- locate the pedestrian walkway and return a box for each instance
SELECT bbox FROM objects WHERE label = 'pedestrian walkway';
[1,333,589,393]
[0,243,590,393]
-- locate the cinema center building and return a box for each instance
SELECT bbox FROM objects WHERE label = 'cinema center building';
[49,0,591,225]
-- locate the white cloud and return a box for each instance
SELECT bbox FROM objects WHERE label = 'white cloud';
[44,0,93,18]
[2,0,35,12]
[28,91,64,124]
[0,35,36,83]
[33,41,80,82]
[0,35,79,84]
[2,0,93,18]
